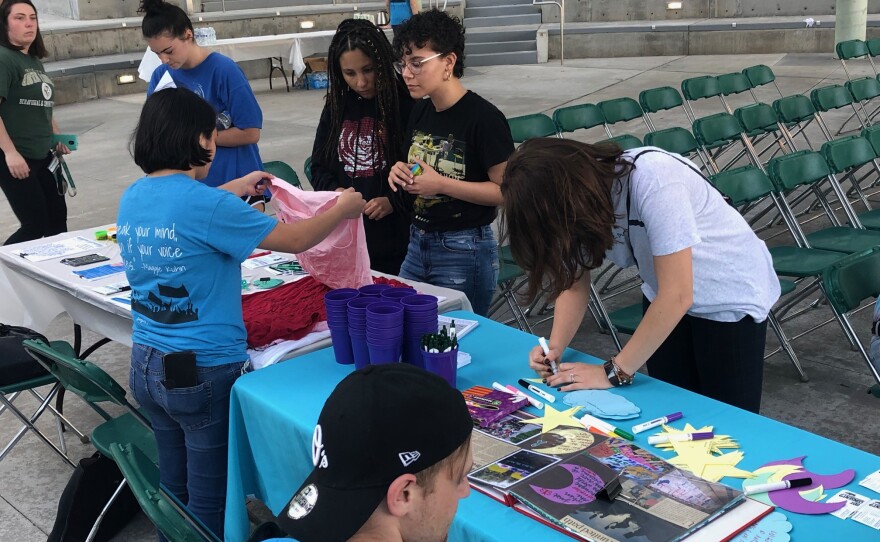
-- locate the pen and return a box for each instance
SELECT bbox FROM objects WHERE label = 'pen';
[538,337,558,375]
[247,251,271,259]
[580,413,634,441]
[504,384,544,409]
[647,432,714,445]
[517,379,556,403]
[632,412,683,434]
[743,477,813,496]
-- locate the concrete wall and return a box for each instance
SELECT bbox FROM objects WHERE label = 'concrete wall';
[542,0,880,24]
[37,0,197,20]
[547,25,880,59]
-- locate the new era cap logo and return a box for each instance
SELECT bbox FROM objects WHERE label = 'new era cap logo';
[399,451,421,467]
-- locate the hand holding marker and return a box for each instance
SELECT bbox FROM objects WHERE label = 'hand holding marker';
[539,337,558,375]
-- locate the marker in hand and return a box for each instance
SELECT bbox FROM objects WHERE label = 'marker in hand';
[538,337,558,375]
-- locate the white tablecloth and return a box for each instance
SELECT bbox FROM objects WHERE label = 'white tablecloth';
[137,30,336,83]
[0,228,472,360]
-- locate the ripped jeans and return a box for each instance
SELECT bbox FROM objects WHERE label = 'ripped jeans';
[399,225,499,316]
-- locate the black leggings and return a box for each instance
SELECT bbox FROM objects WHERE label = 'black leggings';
[0,151,67,245]
[642,296,767,414]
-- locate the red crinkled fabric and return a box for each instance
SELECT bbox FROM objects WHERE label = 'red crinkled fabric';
[242,275,412,348]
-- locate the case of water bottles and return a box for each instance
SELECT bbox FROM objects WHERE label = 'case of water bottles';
[194,27,217,46]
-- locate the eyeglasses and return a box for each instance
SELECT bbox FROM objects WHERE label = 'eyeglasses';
[393,52,445,75]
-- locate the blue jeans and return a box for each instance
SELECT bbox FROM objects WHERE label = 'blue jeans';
[399,225,499,316]
[129,343,245,540]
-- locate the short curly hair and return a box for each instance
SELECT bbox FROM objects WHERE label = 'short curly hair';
[392,9,465,78]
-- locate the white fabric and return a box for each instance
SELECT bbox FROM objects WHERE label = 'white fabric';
[0,227,472,360]
[137,31,336,82]
[605,147,780,323]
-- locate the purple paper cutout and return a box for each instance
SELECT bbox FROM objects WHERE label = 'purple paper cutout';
[758,456,855,515]
[529,464,603,505]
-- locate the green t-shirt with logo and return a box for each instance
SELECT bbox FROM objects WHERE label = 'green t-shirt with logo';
[0,46,54,159]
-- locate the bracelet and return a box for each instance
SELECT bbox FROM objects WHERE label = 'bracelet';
[604,357,634,387]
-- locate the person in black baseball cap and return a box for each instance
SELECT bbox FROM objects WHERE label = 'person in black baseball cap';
[273,362,473,542]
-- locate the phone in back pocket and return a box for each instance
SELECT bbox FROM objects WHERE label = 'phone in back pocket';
[162,351,198,389]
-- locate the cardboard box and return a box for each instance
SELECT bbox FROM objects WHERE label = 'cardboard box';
[305,56,328,73]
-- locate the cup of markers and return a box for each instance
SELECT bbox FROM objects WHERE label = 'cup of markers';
[421,324,458,387]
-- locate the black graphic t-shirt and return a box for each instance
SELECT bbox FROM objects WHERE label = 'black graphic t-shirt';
[310,88,413,274]
[402,90,513,232]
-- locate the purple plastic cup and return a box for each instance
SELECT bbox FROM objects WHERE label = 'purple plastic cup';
[359,284,392,297]
[329,327,354,365]
[325,288,360,306]
[401,294,439,311]
[380,288,418,302]
[366,303,404,329]
[366,327,404,340]
[367,336,403,364]
[350,335,371,368]
[422,348,458,387]
[402,337,426,368]
[347,297,377,327]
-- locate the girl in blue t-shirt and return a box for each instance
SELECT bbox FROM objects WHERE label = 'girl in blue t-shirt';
[139,0,267,205]
[118,87,364,540]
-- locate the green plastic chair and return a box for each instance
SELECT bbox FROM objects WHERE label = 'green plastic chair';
[109,442,220,542]
[821,246,880,391]
[718,72,753,97]
[0,340,84,467]
[643,127,702,158]
[507,113,558,143]
[263,160,301,189]
[742,65,782,98]
[837,39,870,62]
[768,150,880,253]
[639,86,684,114]
[811,84,865,135]
[599,134,642,151]
[735,103,780,137]
[821,134,880,230]
[692,112,744,150]
[303,156,313,184]
[597,97,650,137]
[867,38,880,58]
[681,75,725,119]
[551,104,605,135]
[773,94,819,126]
[488,260,533,333]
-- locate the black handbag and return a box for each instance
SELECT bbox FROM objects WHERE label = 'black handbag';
[47,451,140,542]
[0,323,50,387]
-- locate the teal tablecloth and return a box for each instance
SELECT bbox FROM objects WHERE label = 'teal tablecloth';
[225,311,880,541]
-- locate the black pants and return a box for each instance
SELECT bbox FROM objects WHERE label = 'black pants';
[642,296,767,414]
[0,151,67,245]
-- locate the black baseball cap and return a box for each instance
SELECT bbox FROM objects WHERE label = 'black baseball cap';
[276,363,473,542]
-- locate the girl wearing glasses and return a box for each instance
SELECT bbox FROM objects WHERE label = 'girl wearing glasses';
[0,0,70,245]
[310,19,412,275]
[139,0,267,207]
[388,10,513,316]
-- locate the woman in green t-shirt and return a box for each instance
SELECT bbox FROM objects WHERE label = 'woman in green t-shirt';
[0,0,70,245]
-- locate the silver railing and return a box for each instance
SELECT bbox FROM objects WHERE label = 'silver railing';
[532,0,564,65]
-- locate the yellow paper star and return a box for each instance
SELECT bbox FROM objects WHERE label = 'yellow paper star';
[528,404,583,434]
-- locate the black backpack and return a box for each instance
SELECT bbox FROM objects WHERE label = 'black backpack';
[0,323,50,386]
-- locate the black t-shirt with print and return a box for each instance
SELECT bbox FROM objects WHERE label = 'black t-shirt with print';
[402,90,513,232]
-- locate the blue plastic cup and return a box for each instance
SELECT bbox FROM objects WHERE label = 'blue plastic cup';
[366,326,404,340]
[380,288,417,302]
[329,327,354,365]
[347,297,377,327]
[366,302,404,328]
[403,336,426,368]
[351,335,371,368]
[367,336,403,364]
[324,289,360,307]
[401,294,439,312]
[359,284,392,297]
[422,348,458,387]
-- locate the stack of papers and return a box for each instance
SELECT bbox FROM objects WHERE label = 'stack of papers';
[652,423,752,482]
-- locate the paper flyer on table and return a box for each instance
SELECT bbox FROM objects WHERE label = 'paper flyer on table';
[852,499,880,529]
[828,490,871,519]
[15,236,104,262]
[859,469,880,494]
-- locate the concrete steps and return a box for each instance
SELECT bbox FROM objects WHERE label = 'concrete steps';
[201,0,331,11]
[464,0,541,67]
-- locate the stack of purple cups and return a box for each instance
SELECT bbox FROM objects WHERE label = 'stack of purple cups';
[347,296,378,369]
[380,286,417,303]
[401,294,439,368]
[359,283,392,297]
[323,288,360,364]
[365,302,404,364]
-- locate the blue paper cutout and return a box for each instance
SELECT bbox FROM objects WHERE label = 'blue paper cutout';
[731,512,792,542]
[563,390,640,420]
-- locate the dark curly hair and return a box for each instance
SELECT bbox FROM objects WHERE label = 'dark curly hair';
[500,138,632,303]
[0,0,46,58]
[138,0,193,40]
[319,19,406,170]
[392,9,465,78]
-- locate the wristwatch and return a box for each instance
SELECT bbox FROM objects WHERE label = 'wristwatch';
[603,357,634,387]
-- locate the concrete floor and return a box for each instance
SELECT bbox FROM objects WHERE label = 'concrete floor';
[1,52,880,541]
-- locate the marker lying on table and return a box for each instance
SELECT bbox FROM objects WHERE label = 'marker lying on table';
[647,432,714,445]
[632,412,683,434]
[492,382,544,409]
[538,337,558,375]
[517,379,556,403]
[580,413,634,441]
[743,477,813,496]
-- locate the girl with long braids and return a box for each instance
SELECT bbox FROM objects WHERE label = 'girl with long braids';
[310,18,412,275]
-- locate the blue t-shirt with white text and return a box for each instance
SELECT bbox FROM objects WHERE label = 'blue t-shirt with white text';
[148,53,263,187]
[116,173,277,365]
